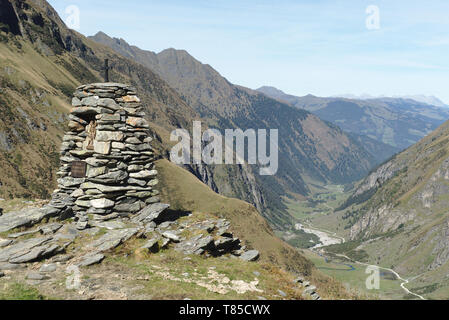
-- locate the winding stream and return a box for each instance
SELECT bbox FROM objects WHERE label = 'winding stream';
[297,222,426,300]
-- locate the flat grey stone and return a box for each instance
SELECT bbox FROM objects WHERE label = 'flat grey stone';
[40,263,57,273]
[129,170,157,179]
[90,220,126,230]
[9,243,60,264]
[0,207,59,233]
[76,221,88,230]
[80,96,100,107]
[51,254,73,263]
[80,182,140,193]
[97,98,120,111]
[114,201,143,213]
[95,131,124,142]
[90,171,128,185]
[239,250,260,262]
[162,231,180,243]
[40,223,63,235]
[128,178,147,187]
[142,238,159,253]
[131,203,170,223]
[0,262,25,270]
[278,290,287,297]
[158,221,174,230]
[0,237,52,263]
[125,137,142,144]
[26,272,48,281]
[53,225,79,242]
[174,235,215,255]
[72,97,82,107]
[145,197,160,205]
[303,286,317,295]
[0,239,13,248]
[89,228,139,252]
[144,222,156,233]
[78,253,105,267]
[160,238,170,249]
[90,198,115,209]
[8,229,40,239]
[126,144,152,152]
[58,177,85,188]
[91,212,120,221]
[311,293,321,300]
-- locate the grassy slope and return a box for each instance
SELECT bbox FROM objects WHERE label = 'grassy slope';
[156,159,360,299]
[0,41,74,198]
[157,159,312,275]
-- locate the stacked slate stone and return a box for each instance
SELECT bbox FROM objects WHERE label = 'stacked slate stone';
[49,83,160,230]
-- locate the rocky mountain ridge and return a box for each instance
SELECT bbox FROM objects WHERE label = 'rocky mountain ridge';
[257,86,449,157]
[332,93,447,108]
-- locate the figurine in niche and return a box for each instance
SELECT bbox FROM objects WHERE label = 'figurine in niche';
[85,120,97,150]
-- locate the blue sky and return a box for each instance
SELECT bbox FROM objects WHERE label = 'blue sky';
[48,0,449,103]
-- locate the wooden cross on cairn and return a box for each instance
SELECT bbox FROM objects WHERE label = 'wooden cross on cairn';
[103,58,113,82]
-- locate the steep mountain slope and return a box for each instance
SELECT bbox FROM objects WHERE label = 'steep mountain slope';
[0,0,235,200]
[257,86,449,154]
[156,158,361,299]
[337,119,449,299]
[90,32,379,228]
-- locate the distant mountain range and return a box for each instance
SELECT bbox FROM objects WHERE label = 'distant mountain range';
[257,86,449,152]
[332,94,448,108]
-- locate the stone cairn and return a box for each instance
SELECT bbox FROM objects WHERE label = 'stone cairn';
[49,83,160,230]
[0,82,263,271]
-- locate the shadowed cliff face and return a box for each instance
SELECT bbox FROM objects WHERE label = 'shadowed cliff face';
[0,0,21,35]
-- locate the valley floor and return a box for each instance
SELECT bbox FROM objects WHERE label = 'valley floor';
[282,186,432,300]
